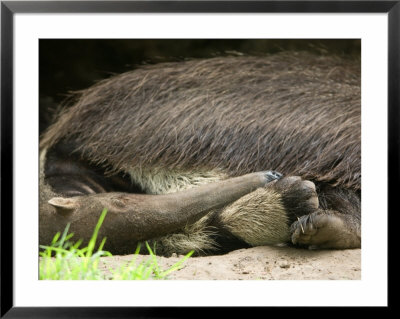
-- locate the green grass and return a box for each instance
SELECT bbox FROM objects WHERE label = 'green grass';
[39,208,194,280]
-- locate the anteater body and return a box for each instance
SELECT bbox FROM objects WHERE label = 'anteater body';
[40,52,361,255]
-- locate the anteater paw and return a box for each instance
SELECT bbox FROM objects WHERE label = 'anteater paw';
[290,210,360,249]
[266,176,319,218]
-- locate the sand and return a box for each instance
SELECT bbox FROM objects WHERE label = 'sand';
[98,245,361,280]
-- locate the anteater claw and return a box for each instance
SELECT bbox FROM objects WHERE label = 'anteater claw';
[264,170,283,183]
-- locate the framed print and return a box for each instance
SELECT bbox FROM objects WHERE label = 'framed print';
[1,0,397,316]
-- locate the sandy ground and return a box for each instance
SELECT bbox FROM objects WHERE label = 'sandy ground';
[98,245,361,280]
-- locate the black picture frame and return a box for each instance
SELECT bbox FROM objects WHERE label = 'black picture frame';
[1,0,396,317]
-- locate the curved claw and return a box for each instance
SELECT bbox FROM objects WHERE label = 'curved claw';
[264,170,283,183]
[48,197,79,214]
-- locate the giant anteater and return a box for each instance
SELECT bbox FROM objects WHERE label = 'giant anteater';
[39,51,361,255]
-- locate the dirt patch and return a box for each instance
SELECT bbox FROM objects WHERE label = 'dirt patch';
[98,246,361,280]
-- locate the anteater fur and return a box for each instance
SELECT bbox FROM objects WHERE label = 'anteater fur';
[39,51,361,255]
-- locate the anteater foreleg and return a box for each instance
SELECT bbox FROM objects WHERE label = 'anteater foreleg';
[39,171,281,254]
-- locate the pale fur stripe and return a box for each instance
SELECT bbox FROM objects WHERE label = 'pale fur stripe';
[219,188,290,246]
[39,149,47,178]
[127,167,228,194]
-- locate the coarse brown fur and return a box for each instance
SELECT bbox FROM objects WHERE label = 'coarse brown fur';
[40,52,360,189]
[39,51,361,255]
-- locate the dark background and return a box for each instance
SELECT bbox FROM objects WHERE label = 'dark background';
[39,39,360,134]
